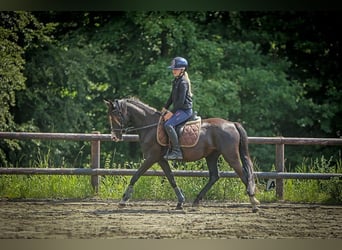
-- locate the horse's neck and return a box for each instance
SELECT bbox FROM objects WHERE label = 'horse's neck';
[127,102,159,127]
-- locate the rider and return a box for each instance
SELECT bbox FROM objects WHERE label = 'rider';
[162,56,193,160]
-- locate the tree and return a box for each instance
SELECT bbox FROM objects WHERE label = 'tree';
[226,11,342,167]
[3,11,341,170]
[0,11,55,166]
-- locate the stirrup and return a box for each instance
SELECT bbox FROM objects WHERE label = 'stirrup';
[164,150,183,160]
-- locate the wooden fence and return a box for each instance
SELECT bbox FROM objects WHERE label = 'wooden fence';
[0,131,341,199]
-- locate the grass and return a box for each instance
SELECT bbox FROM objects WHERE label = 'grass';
[0,155,341,204]
[0,175,94,199]
[283,156,342,204]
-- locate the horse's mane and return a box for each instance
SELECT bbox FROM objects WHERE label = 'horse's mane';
[124,97,158,115]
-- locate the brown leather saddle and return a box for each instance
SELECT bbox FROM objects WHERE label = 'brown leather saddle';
[157,113,201,148]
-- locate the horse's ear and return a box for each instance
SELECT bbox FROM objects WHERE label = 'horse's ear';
[104,99,112,107]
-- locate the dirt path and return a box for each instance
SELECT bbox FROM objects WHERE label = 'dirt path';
[0,199,341,239]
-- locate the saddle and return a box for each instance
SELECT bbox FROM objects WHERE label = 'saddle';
[157,112,201,148]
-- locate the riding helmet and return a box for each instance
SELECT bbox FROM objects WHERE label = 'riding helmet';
[168,57,188,70]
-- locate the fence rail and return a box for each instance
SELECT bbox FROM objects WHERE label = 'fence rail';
[1,131,341,199]
[0,132,138,142]
[1,131,341,144]
[1,168,341,179]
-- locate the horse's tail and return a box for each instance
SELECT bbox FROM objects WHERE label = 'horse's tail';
[234,122,256,196]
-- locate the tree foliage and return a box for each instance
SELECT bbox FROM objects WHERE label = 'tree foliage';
[0,11,55,166]
[1,11,341,169]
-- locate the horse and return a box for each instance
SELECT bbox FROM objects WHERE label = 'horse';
[104,97,260,212]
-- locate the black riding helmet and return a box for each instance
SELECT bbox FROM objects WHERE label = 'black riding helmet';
[168,57,188,70]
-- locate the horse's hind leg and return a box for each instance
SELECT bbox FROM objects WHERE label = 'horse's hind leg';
[239,156,260,212]
[224,154,260,212]
[233,122,260,212]
[193,152,220,207]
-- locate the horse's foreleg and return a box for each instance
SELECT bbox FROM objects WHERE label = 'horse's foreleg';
[118,158,154,207]
[119,185,134,207]
[193,153,220,207]
[159,159,185,209]
[174,187,185,209]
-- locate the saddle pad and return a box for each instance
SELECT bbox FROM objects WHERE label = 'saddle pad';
[157,117,201,148]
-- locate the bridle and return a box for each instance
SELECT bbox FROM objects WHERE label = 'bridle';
[109,99,160,138]
[109,100,125,134]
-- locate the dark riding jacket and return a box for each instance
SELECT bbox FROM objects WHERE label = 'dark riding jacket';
[164,74,193,113]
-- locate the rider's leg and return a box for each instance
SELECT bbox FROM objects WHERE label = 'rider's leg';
[163,109,192,160]
[164,124,183,160]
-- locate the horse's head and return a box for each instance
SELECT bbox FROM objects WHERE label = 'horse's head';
[105,97,161,141]
[104,99,127,142]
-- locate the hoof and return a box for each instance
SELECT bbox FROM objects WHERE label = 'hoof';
[192,202,200,207]
[252,207,260,213]
[175,203,184,210]
[249,196,261,206]
[118,201,127,208]
[188,206,200,212]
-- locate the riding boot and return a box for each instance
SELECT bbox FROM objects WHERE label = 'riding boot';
[164,125,183,160]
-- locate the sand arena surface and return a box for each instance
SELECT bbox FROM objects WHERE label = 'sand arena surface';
[0,199,341,239]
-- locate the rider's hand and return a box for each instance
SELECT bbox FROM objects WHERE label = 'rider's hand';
[163,110,173,121]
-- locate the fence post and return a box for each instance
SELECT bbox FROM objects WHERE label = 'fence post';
[91,131,101,193]
[275,138,285,200]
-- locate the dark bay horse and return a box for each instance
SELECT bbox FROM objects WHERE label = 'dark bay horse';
[104,97,260,212]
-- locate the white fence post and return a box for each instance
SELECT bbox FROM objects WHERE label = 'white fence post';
[275,139,285,200]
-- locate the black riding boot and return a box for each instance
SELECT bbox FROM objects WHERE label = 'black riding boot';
[164,125,183,160]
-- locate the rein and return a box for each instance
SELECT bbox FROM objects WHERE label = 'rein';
[111,122,159,134]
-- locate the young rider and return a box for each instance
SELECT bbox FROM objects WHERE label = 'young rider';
[162,57,193,160]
